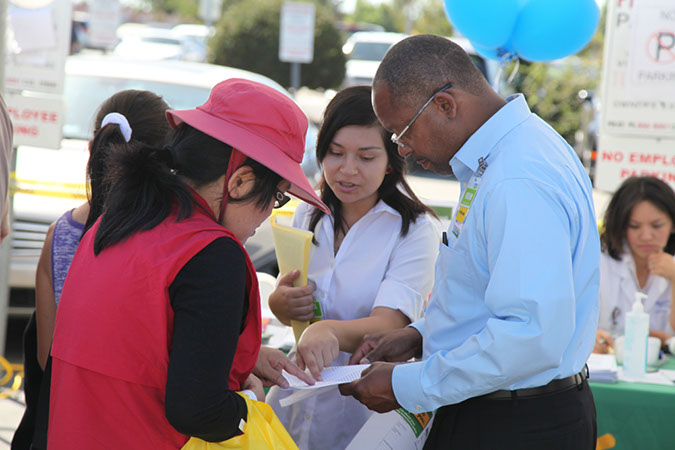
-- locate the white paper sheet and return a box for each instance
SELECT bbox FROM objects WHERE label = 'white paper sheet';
[659,369,675,383]
[278,385,336,407]
[281,364,370,390]
[618,367,675,385]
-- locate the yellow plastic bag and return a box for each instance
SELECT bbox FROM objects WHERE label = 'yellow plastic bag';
[181,393,298,450]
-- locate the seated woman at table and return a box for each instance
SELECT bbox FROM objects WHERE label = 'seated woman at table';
[595,176,675,354]
[265,85,439,450]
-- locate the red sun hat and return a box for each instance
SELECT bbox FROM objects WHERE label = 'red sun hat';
[166,78,329,214]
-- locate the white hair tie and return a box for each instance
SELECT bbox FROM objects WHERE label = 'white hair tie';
[101,112,132,142]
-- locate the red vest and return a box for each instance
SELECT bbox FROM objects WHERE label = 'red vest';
[49,196,261,448]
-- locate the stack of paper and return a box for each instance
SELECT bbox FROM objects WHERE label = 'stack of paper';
[270,211,314,343]
[587,353,619,383]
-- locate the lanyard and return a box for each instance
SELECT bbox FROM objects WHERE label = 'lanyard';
[450,157,487,240]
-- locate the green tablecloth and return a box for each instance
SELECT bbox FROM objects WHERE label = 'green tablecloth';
[590,358,675,450]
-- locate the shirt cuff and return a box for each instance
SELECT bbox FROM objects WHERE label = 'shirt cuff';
[240,389,257,401]
[392,361,433,413]
[409,317,425,336]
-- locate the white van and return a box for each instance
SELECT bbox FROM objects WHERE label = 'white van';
[342,32,408,87]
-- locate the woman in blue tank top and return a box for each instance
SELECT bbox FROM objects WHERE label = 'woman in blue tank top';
[35,90,171,369]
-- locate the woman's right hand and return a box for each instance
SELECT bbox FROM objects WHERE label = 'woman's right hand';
[593,329,615,354]
[268,270,315,325]
[242,373,265,403]
[296,322,340,380]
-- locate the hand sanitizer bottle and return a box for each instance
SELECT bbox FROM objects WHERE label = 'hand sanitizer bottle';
[623,292,649,379]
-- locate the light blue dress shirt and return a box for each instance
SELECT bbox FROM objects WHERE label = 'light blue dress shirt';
[392,94,600,413]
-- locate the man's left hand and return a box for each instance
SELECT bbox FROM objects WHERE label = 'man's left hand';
[339,362,400,413]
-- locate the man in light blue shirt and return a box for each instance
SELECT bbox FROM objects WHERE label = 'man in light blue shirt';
[341,35,599,449]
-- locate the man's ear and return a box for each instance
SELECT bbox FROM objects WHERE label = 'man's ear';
[227,166,255,199]
[434,92,457,119]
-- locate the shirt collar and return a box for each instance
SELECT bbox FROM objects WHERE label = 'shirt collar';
[619,246,638,281]
[369,199,400,217]
[450,94,532,183]
[330,199,399,225]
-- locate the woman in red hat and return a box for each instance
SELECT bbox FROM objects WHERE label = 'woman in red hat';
[47,79,327,448]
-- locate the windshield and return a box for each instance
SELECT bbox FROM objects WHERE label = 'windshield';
[63,75,210,140]
[348,42,393,61]
[140,37,182,45]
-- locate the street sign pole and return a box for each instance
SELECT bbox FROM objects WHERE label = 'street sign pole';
[290,62,300,95]
[199,0,222,31]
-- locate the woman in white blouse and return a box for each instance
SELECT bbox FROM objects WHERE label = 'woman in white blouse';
[595,176,675,354]
[266,86,439,449]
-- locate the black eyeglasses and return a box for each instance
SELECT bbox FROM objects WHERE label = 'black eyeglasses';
[390,81,453,147]
[274,190,291,209]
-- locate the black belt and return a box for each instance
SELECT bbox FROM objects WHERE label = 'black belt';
[478,372,586,401]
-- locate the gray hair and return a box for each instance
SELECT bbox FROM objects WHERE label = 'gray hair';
[373,34,488,108]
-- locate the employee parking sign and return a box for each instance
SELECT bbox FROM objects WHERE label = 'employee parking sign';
[279,2,315,64]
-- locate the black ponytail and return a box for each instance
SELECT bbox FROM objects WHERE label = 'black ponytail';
[84,124,125,233]
[83,90,172,237]
[93,143,193,254]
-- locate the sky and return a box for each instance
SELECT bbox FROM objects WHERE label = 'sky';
[338,0,606,15]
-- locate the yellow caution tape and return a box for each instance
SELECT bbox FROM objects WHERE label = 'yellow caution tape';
[9,171,88,200]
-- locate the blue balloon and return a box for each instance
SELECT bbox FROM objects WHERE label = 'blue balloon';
[511,0,600,62]
[444,0,521,49]
[471,41,517,62]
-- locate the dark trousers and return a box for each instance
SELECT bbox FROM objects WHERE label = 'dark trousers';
[423,379,596,450]
[11,312,50,450]
[11,312,42,450]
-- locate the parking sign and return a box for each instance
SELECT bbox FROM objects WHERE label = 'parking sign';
[279,2,315,64]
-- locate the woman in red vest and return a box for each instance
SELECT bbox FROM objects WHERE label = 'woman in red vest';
[47,79,327,448]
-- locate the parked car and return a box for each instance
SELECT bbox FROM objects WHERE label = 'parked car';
[8,55,321,317]
[114,26,207,62]
[449,36,501,89]
[341,32,503,91]
[342,31,408,87]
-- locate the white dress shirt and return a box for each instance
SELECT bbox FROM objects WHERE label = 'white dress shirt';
[267,199,439,450]
[598,250,674,335]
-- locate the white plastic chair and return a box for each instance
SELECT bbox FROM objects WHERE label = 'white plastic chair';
[256,272,278,311]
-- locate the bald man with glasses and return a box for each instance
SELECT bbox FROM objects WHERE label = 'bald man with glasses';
[341,34,599,450]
